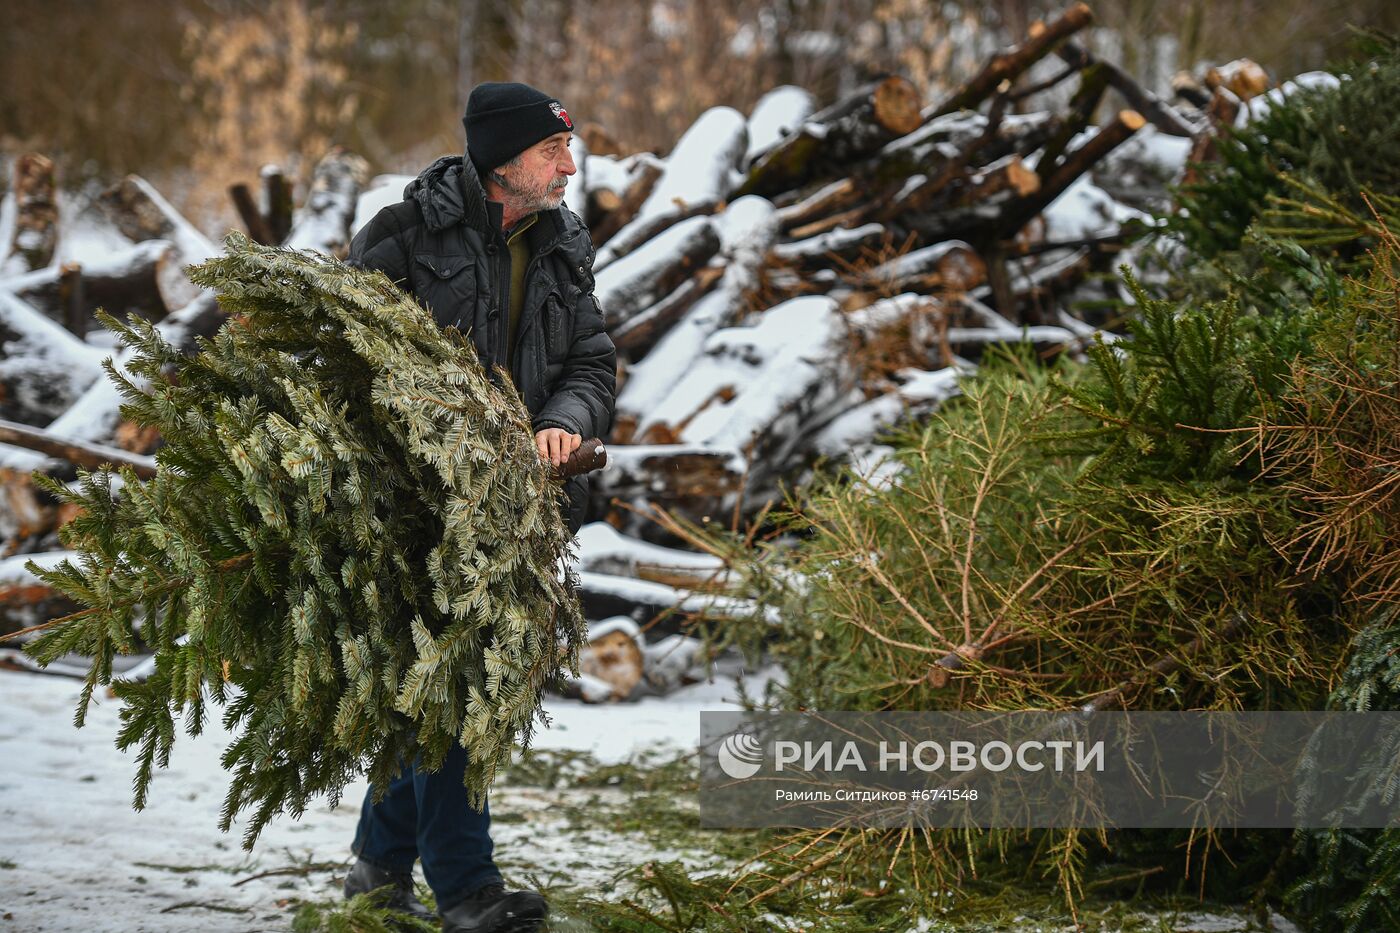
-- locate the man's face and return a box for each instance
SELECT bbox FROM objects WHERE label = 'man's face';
[494,131,576,213]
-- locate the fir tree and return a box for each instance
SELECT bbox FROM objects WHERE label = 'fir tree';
[23,232,587,848]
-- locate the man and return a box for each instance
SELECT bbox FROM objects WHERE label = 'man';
[341,81,616,932]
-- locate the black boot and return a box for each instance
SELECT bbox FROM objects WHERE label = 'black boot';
[343,857,435,923]
[439,880,548,933]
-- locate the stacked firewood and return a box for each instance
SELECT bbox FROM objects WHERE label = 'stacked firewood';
[573,2,1215,548]
[0,149,370,668]
[0,3,1281,700]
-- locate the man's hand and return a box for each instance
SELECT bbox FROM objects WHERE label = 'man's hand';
[535,427,582,469]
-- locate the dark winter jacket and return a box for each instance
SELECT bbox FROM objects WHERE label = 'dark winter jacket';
[346,153,616,535]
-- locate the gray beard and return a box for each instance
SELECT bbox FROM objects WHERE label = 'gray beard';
[496,173,566,215]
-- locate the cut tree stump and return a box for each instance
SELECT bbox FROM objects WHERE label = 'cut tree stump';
[283,147,371,258]
[4,154,59,276]
[2,239,179,326]
[578,619,646,701]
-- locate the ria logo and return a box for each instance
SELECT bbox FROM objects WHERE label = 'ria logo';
[717,731,764,779]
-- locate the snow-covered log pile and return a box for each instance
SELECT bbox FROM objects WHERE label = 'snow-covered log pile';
[0,2,1294,701]
[0,149,371,654]
[575,2,1209,542]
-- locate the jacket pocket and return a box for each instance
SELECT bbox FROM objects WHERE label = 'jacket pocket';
[543,283,579,363]
[411,255,476,328]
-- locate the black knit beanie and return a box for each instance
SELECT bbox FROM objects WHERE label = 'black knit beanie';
[463,81,574,176]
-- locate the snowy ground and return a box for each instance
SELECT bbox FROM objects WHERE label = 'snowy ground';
[0,659,782,932]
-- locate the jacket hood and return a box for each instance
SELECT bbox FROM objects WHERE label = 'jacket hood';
[402,154,488,234]
[401,154,591,267]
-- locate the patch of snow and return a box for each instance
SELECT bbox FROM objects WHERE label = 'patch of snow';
[130,176,216,264]
[772,223,885,263]
[577,569,778,625]
[716,195,778,257]
[0,191,14,255]
[637,295,845,449]
[1099,124,1194,186]
[0,550,76,585]
[52,192,135,267]
[745,85,816,166]
[810,366,964,458]
[637,107,748,221]
[0,441,49,472]
[575,521,724,578]
[0,289,111,420]
[586,615,643,642]
[1041,175,1150,241]
[582,153,629,198]
[0,659,783,930]
[616,209,776,425]
[868,240,975,281]
[42,375,127,446]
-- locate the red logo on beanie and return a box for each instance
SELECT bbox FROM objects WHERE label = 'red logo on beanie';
[549,101,572,129]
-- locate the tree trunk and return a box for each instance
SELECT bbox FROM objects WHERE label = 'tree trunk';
[1054,39,1199,138]
[998,110,1147,238]
[860,241,987,295]
[0,416,158,478]
[1035,64,1112,178]
[229,182,275,245]
[613,265,726,357]
[2,239,178,326]
[283,147,371,258]
[594,218,722,328]
[4,154,59,276]
[736,76,923,198]
[771,223,890,269]
[578,622,646,701]
[263,166,294,244]
[97,174,215,312]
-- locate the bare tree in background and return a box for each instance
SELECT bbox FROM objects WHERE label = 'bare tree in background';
[458,0,479,115]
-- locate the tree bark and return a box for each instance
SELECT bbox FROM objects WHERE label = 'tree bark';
[860,241,987,295]
[578,626,645,701]
[58,263,85,339]
[775,178,861,232]
[0,417,158,478]
[229,182,275,245]
[263,166,293,245]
